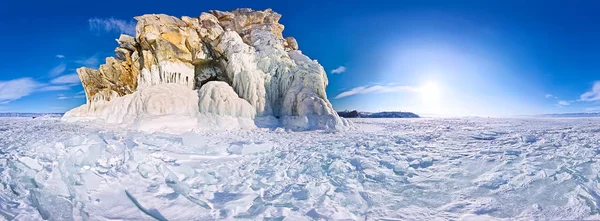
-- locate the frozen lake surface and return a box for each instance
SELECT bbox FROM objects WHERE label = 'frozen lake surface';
[0,117,599,220]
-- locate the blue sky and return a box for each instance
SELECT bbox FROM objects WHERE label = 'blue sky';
[0,0,599,116]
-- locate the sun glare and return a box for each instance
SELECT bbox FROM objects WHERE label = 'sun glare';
[419,82,441,103]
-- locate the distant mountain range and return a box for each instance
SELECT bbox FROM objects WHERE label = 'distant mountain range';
[536,112,600,118]
[0,113,63,118]
[337,110,420,118]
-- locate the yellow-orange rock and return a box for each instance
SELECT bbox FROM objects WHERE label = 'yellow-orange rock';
[210,8,284,43]
[77,56,137,102]
[78,9,291,103]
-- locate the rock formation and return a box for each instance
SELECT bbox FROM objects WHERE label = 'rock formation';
[64,8,350,132]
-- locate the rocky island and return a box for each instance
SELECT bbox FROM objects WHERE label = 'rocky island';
[337,110,420,118]
[63,8,350,132]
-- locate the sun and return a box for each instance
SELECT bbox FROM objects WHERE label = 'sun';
[419,82,442,104]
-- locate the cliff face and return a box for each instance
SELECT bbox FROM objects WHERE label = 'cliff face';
[66,8,349,131]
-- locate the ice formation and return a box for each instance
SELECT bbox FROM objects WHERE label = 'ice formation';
[64,84,199,132]
[2,117,600,220]
[197,81,256,118]
[64,8,350,132]
[64,83,256,133]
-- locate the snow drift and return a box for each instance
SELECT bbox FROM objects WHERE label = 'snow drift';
[64,8,350,132]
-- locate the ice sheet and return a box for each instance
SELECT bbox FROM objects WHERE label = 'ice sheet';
[0,117,599,220]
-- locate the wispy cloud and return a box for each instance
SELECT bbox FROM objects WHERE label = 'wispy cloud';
[335,84,419,99]
[51,74,80,85]
[57,92,85,100]
[49,63,66,77]
[557,100,571,106]
[89,18,136,36]
[580,81,600,102]
[0,78,39,104]
[545,93,573,107]
[1,63,85,104]
[331,66,347,74]
[56,54,65,59]
[75,54,100,68]
[0,77,75,104]
[57,94,85,100]
[38,85,71,92]
[584,106,600,112]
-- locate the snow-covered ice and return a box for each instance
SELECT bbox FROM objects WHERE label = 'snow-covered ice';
[1,117,600,220]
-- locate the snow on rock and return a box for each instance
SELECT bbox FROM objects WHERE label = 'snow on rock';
[64,83,256,132]
[249,30,350,130]
[64,84,200,132]
[216,30,267,115]
[63,8,348,131]
[197,81,256,118]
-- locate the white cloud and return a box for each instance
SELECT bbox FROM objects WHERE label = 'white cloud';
[39,85,71,92]
[580,81,600,102]
[331,66,347,74]
[57,94,86,100]
[49,63,66,76]
[335,84,419,99]
[89,18,136,36]
[75,54,100,68]
[584,106,600,112]
[545,93,574,107]
[0,74,77,104]
[56,54,65,59]
[0,78,39,104]
[51,74,80,85]
[557,100,571,106]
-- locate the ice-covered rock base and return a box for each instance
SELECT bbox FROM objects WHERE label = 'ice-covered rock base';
[1,117,600,220]
[64,83,256,133]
